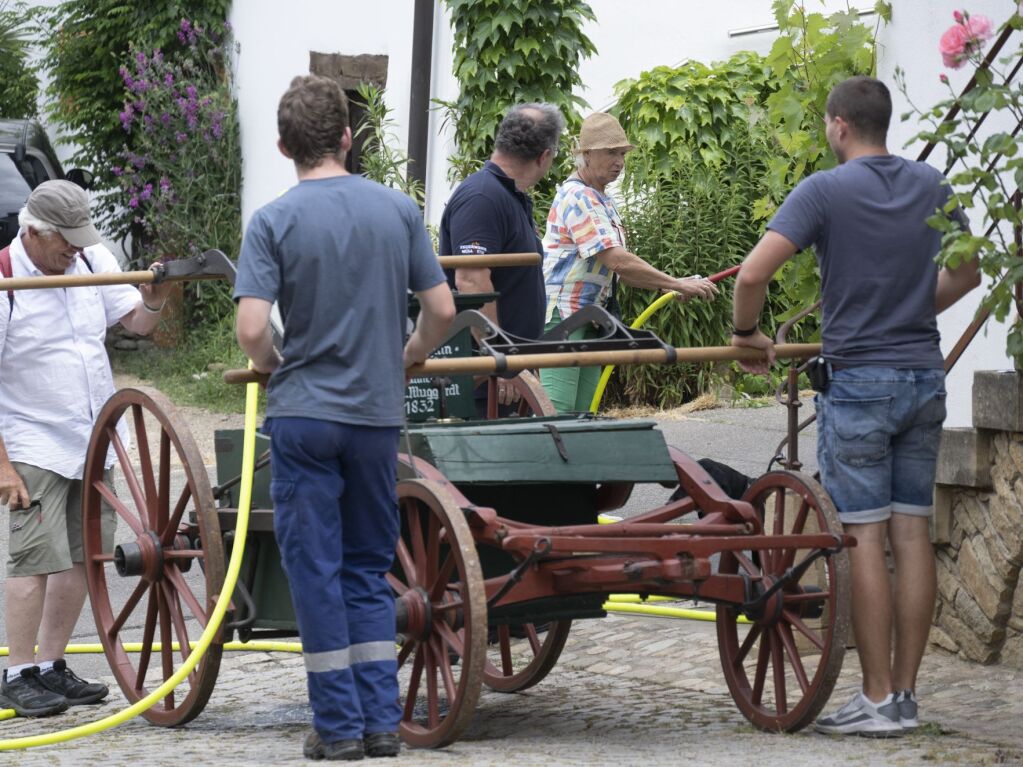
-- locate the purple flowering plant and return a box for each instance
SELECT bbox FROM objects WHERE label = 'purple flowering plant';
[112,19,240,324]
[897,6,1023,359]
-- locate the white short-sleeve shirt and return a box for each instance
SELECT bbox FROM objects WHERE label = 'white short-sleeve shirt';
[0,232,141,478]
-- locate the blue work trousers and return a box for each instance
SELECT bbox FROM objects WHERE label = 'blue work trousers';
[264,416,401,742]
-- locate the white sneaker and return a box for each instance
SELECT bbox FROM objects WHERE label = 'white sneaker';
[894,689,919,730]
[814,691,903,737]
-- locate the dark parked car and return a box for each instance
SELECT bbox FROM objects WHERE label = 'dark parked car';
[0,118,92,248]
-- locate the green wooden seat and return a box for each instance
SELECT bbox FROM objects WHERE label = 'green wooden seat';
[406,416,677,485]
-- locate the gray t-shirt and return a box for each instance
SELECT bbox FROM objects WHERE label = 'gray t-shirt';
[769,155,963,369]
[234,174,446,426]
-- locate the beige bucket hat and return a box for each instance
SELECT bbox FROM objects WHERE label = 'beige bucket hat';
[577,112,635,152]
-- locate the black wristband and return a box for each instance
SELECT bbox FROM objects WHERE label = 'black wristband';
[732,325,758,337]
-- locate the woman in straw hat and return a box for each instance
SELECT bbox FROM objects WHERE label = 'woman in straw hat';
[540,112,717,414]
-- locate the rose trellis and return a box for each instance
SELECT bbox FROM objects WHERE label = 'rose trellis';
[899,5,1023,361]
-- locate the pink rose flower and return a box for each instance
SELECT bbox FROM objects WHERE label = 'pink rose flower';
[966,14,994,40]
[939,13,994,69]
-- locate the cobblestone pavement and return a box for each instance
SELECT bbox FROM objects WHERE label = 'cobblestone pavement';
[2,609,1021,766]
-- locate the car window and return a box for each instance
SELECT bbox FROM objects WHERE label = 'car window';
[1,152,33,248]
[24,156,49,188]
[0,152,32,209]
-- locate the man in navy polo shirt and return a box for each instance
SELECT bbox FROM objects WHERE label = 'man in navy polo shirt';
[440,103,565,344]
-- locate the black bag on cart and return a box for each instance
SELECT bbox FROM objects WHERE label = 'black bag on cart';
[669,458,754,503]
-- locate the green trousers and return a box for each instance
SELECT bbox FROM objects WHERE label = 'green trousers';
[540,308,601,414]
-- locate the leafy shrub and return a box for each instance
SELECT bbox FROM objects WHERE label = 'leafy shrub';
[601,4,890,408]
[352,83,424,204]
[439,0,597,219]
[608,53,797,407]
[759,0,892,312]
[41,0,230,197]
[111,19,241,330]
[0,1,38,118]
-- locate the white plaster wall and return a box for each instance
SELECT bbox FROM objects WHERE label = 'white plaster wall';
[229,0,417,228]
[878,0,1017,425]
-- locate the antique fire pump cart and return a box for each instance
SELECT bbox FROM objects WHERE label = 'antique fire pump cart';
[4,250,849,746]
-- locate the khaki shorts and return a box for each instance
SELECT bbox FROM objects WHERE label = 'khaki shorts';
[6,462,117,577]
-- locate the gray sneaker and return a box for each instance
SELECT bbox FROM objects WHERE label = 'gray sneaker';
[815,691,903,737]
[0,667,68,717]
[38,660,108,705]
[895,689,919,730]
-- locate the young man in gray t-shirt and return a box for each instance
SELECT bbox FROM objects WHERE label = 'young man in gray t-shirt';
[730,77,980,736]
[234,75,454,760]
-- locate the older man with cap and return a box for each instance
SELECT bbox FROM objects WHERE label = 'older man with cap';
[540,112,718,413]
[0,180,172,717]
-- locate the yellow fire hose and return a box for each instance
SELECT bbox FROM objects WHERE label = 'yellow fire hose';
[0,641,303,657]
[589,265,742,413]
[0,373,261,748]
[589,290,678,413]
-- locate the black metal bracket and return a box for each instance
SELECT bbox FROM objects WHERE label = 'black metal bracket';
[487,537,552,608]
[443,305,676,378]
[212,450,271,501]
[545,423,570,461]
[739,533,845,620]
[151,249,237,286]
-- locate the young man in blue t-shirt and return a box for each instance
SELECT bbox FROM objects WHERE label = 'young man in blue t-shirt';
[730,76,980,736]
[234,75,454,760]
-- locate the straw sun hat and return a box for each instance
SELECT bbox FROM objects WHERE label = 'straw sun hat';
[576,112,635,153]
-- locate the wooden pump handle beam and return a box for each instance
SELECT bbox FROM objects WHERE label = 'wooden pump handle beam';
[223,343,821,386]
[0,249,237,291]
[436,252,540,268]
[0,269,170,291]
[0,252,537,292]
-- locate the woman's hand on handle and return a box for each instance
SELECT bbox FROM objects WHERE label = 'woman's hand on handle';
[670,275,718,302]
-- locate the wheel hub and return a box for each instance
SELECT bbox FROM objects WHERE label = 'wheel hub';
[172,533,193,573]
[114,531,164,581]
[396,587,433,640]
[745,575,785,625]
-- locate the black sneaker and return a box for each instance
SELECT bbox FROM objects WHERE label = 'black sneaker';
[38,660,108,705]
[0,667,69,717]
[364,732,400,758]
[303,730,364,761]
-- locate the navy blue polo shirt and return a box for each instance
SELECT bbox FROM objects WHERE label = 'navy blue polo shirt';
[439,160,545,339]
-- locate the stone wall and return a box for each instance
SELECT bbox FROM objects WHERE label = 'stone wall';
[106,324,155,353]
[931,371,1023,666]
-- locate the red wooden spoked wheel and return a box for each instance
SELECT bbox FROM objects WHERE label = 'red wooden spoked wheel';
[477,370,556,419]
[82,387,225,727]
[483,619,571,692]
[716,470,850,732]
[390,479,486,748]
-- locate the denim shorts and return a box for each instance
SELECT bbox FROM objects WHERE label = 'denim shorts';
[816,367,946,525]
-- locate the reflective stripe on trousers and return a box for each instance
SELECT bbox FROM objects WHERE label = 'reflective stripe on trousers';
[304,641,397,674]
